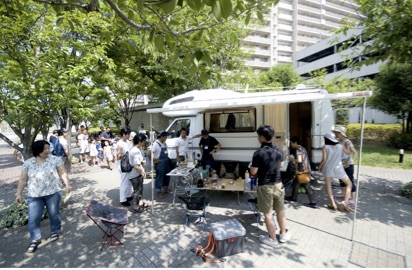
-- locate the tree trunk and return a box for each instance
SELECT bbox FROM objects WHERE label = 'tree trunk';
[408,111,412,133]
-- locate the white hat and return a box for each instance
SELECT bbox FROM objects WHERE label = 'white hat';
[324,131,339,143]
[332,126,347,137]
[130,131,136,140]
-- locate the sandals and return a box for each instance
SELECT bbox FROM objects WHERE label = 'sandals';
[327,204,337,211]
[27,240,41,253]
[339,202,353,212]
[50,233,59,242]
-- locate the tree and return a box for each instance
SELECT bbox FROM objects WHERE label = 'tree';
[0,1,114,158]
[34,0,278,75]
[337,0,412,67]
[258,64,302,88]
[372,62,412,133]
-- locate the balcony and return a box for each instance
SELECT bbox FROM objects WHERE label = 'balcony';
[243,35,271,45]
[278,45,293,53]
[278,2,293,11]
[324,1,359,16]
[298,14,322,25]
[244,58,272,68]
[298,3,322,16]
[278,34,293,42]
[278,55,293,63]
[278,23,293,32]
[246,47,271,57]
[297,25,330,37]
[298,35,320,44]
[278,13,293,22]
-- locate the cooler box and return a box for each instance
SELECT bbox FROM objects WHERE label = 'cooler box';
[210,218,246,258]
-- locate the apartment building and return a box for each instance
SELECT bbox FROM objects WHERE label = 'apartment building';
[242,0,363,71]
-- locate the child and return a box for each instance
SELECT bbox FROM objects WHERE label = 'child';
[89,139,98,167]
[318,131,352,212]
[96,141,104,166]
[103,140,114,170]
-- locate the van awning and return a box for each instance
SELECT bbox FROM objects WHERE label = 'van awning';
[146,90,372,114]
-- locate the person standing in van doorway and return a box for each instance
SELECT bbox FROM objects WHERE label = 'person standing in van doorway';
[175,128,201,163]
[333,126,357,201]
[250,125,291,247]
[199,129,221,171]
[151,131,171,198]
[285,136,318,208]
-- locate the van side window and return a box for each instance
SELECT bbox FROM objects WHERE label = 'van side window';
[205,109,256,133]
[166,119,191,138]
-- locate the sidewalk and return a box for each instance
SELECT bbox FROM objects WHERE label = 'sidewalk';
[0,144,411,268]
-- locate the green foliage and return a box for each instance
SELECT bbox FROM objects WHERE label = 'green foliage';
[346,123,401,142]
[309,69,376,108]
[336,0,412,67]
[259,64,302,88]
[371,62,412,133]
[400,182,412,199]
[335,109,349,126]
[0,201,48,230]
[387,133,412,150]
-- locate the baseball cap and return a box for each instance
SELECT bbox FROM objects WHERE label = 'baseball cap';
[323,131,338,143]
[201,129,209,136]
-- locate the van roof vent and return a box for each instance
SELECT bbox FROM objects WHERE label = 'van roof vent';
[169,96,194,105]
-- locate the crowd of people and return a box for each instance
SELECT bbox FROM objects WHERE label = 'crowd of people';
[14,122,357,252]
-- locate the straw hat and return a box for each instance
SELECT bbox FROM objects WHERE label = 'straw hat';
[324,131,339,143]
[332,126,347,137]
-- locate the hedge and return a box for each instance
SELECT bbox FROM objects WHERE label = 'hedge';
[346,124,402,142]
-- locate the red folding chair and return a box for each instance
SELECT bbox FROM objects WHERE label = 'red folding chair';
[85,200,129,251]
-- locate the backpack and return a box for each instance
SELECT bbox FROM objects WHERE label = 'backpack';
[120,151,133,173]
[54,139,66,157]
[49,141,55,155]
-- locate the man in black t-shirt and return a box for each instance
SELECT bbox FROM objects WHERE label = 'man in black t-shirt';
[199,129,220,170]
[250,125,291,248]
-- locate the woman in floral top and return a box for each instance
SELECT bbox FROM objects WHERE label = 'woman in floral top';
[16,140,71,253]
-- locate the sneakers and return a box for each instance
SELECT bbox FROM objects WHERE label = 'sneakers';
[259,235,280,247]
[156,192,165,198]
[303,202,318,209]
[278,229,291,243]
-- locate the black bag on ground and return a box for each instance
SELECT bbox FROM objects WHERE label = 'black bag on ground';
[120,151,133,173]
[179,195,210,210]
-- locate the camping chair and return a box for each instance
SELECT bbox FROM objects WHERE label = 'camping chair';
[247,197,276,231]
[85,200,129,251]
[178,194,210,229]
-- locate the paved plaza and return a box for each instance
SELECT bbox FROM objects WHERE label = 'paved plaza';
[0,143,411,268]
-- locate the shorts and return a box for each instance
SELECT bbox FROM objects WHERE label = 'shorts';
[257,182,285,214]
[80,146,89,154]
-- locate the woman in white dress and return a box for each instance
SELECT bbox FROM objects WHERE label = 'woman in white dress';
[319,132,352,211]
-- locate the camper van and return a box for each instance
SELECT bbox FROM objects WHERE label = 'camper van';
[147,87,371,177]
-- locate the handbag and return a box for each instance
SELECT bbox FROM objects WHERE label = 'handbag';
[296,170,310,184]
[295,147,310,184]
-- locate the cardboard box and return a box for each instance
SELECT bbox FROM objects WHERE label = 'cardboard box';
[210,218,246,258]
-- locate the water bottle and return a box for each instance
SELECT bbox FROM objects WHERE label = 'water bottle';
[250,175,257,190]
[244,172,251,190]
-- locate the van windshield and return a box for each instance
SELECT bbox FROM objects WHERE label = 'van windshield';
[166,119,191,138]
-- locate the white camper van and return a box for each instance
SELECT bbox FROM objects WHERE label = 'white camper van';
[147,87,371,177]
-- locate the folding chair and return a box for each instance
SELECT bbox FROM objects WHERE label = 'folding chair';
[178,194,210,229]
[247,197,276,231]
[85,200,129,251]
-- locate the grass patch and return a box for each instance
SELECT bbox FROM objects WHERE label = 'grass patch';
[358,141,412,170]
